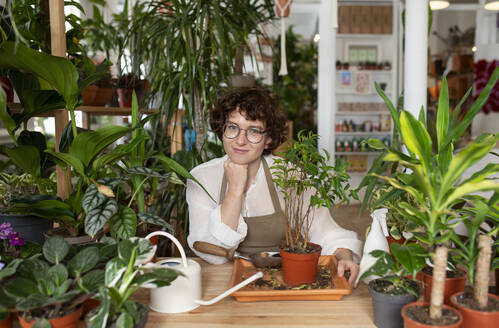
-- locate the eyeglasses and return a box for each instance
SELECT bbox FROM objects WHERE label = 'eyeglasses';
[223,123,266,144]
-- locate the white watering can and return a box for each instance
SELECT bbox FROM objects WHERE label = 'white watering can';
[140,231,262,314]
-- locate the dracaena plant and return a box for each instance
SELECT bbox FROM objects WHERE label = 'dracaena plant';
[271,130,357,253]
[0,236,118,325]
[359,243,427,296]
[86,238,180,328]
[449,196,499,287]
[364,67,499,262]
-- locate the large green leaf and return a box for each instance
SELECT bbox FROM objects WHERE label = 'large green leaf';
[82,183,108,212]
[444,67,499,147]
[155,153,214,202]
[375,82,401,134]
[443,180,499,209]
[439,134,499,200]
[68,246,99,275]
[45,150,86,179]
[399,111,433,174]
[2,145,41,178]
[436,76,450,152]
[43,236,70,264]
[0,42,79,110]
[17,90,65,122]
[391,243,427,277]
[47,264,69,287]
[85,198,119,237]
[116,311,134,328]
[2,277,38,298]
[71,126,130,167]
[79,269,105,293]
[15,294,53,311]
[110,207,137,240]
[138,213,173,230]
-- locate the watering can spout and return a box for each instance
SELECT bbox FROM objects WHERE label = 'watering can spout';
[194,271,263,306]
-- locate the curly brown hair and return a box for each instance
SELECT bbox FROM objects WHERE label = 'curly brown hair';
[210,87,286,155]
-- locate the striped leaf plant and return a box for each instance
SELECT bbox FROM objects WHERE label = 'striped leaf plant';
[364,67,499,265]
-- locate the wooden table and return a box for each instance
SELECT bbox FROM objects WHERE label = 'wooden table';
[134,259,376,328]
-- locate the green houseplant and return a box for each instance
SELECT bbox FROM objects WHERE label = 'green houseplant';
[448,200,499,328]
[365,67,499,303]
[271,130,355,286]
[0,236,117,328]
[129,0,275,155]
[85,238,180,328]
[360,242,426,328]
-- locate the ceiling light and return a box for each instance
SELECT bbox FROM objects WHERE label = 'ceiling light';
[430,1,450,10]
[485,0,499,10]
[313,34,320,43]
[472,46,477,52]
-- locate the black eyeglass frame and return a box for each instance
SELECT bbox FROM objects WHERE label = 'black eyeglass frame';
[222,123,267,144]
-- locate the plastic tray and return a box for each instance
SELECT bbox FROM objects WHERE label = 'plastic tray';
[228,255,352,302]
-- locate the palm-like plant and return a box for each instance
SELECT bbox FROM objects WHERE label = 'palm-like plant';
[365,67,499,258]
[129,0,275,155]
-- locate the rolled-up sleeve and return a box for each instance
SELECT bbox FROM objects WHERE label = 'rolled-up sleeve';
[186,165,248,264]
[309,206,362,263]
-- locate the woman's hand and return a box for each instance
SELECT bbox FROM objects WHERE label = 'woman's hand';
[224,159,248,196]
[333,248,359,289]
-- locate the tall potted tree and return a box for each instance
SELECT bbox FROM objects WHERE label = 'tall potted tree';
[271,130,355,286]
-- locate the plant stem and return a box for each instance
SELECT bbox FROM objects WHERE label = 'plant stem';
[430,246,447,320]
[474,235,491,309]
[69,109,78,138]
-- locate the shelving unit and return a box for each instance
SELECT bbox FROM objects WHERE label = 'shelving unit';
[333,0,401,185]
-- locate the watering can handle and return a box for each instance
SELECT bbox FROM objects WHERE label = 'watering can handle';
[145,231,188,268]
[193,241,236,260]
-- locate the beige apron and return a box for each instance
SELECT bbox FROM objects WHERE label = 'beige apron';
[219,158,286,254]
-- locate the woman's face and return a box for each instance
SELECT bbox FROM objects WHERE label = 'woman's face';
[222,110,271,165]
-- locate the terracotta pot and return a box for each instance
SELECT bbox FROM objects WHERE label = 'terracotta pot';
[93,87,114,106]
[0,77,14,102]
[401,302,463,328]
[117,88,133,108]
[386,236,405,253]
[18,308,82,328]
[0,313,13,328]
[82,298,100,317]
[450,292,499,328]
[275,0,292,17]
[279,243,321,286]
[422,267,467,305]
[81,85,98,106]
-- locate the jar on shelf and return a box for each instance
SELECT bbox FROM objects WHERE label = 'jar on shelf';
[363,120,372,132]
[380,114,391,131]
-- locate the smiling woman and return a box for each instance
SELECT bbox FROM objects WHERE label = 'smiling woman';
[186,86,362,287]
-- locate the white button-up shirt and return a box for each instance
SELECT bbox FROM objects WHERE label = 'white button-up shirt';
[186,155,362,264]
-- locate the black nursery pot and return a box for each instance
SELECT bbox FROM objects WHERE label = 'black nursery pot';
[368,279,419,328]
[0,213,52,244]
